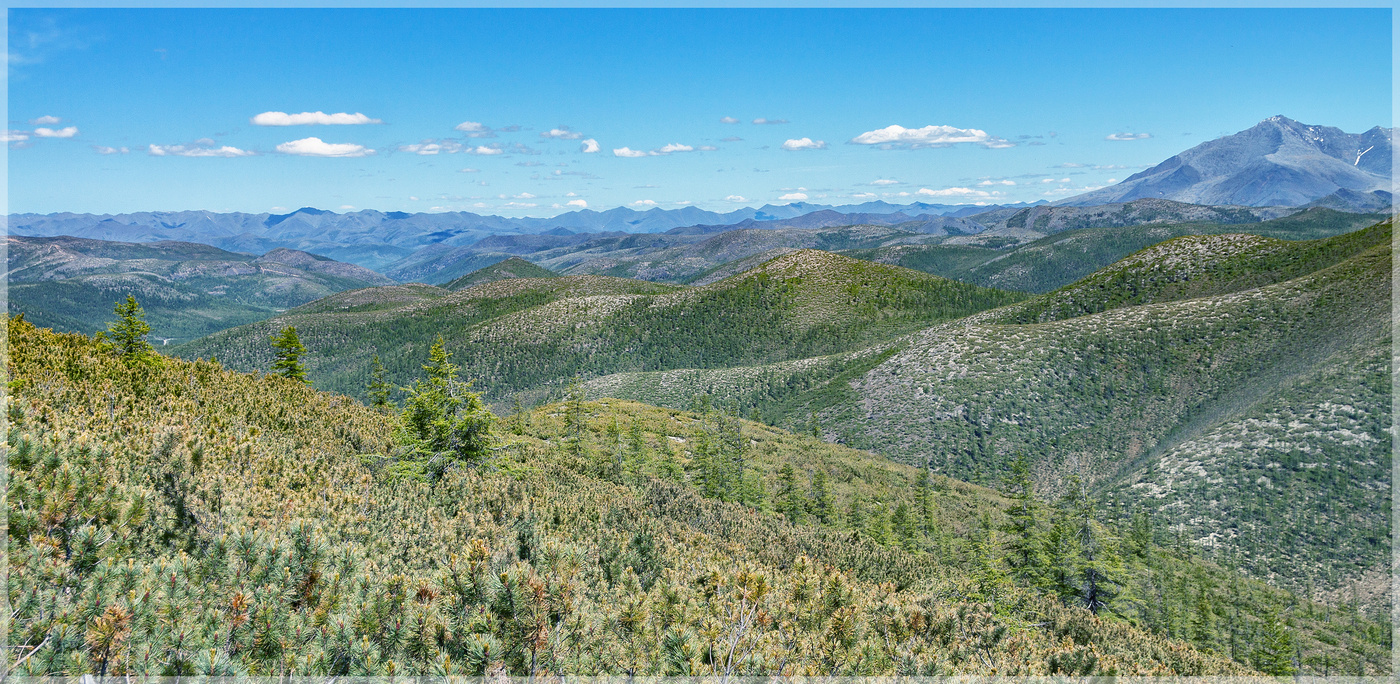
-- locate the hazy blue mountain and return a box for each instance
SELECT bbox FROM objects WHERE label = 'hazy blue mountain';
[1064,116,1392,207]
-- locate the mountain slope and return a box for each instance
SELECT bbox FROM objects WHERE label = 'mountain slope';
[175,251,1024,403]
[1064,116,1392,207]
[582,223,1392,609]
[443,256,556,291]
[6,235,393,343]
[843,207,1384,294]
[12,319,1391,675]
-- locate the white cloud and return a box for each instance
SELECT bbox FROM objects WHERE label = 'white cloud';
[340,205,356,210]
[850,124,995,149]
[275,137,373,157]
[459,167,481,173]
[779,192,809,201]
[30,115,60,125]
[613,147,648,158]
[148,142,255,157]
[504,201,538,208]
[566,199,588,208]
[401,142,445,155]
[752,118,788,125]
[465,145,504,155]
[270,206,290,213]
[851,192,878,199]
[978,179,1016,186]
[252,111,381,126]
[721,116,740,124]
[698,145,718,151]
[566,192,578,197]
[93,145,129,155]
[982,138,1016,149]
[580,138,601,153]
[1042,184,1104,197]
[870,179,900,186]
[410,196,420,201]
[454,121,496,138]
[1106,132,1151,141]
[917,187,995,198]
[1106,178,1118,184]
[632,199,657,206]
[513,192,536,199]
[674,200,692,205]
[34,126,78,138]
[782,137,826,151]
[725,195,748,203]
[656,143,693,154]
[4,131,30,142]
[541,126,584,140]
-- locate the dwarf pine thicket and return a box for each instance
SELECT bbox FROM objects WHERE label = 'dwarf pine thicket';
[6,313,1391,676]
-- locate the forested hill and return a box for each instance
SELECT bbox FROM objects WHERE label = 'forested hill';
[173,250,1025,402]
[8,317,1389,676]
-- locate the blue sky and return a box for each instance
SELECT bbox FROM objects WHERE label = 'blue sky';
[7,7,1392,216]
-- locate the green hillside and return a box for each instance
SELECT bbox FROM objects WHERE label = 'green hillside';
[174,251,1025,403]
[581,223,1393,611]
[443,256,557,291]
[6,236,393,344]
[841,208,1385,294]
[9,319,1389,675]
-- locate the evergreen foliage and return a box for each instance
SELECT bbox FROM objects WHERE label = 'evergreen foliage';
[269,325,308,383]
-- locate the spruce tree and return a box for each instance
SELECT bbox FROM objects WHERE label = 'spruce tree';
[106,294,153,363]
[270,325,308,383]
[367,354,392,410]
[1001,452,1044,581]
[891,502,918,552]
[777,463,806,524]
[398,335,494,476]
[808,468,835,524]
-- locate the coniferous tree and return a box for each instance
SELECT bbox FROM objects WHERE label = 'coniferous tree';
[914,469,936,534]
[398,335,495,476]
[808,468,835,524]
[865,506,890,545]
[1002,452,1044,581]
[777,463,806,524]
[891,502,918,552]
[1251,609,1298,675]
[105,294,153,363]
[270,325,308,383]
[367,354,392,410]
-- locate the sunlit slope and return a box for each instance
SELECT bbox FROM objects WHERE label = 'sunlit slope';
[841,208,1384,294]
[175,251,1024,402]
[13,319,1328,676]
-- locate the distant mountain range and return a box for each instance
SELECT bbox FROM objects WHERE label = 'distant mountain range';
[7,116,1388,275]
[5,200,1045,272]
[1063,116,1392,207]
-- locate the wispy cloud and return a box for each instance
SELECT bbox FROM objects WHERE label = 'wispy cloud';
[725,195,748,202]
[782,137,826,151]
[465,144,505,155]
[93,145,129,155]
[851,124,1010,150]
[916,187,997,198]
[978,179,1016,186]
[541,126,584,140]
[252,111,381,126]
[580,139,601,153]
[34,126,78,138]
[1106,132,1151,141]
[454,121,497,138]
[615,143,698,157]
[721,136,743,142]
[721,116,740,124]
[870,179,900,186]
[30,115,60,125]
[150,141,255,157]
[275,137,373,157]
[4,131,30,142]
[753,118,789,125]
